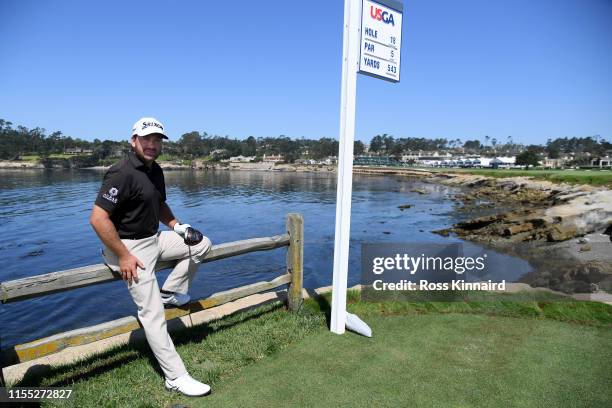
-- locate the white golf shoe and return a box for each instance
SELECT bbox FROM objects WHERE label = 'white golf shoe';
[161,291,190,308]
[165,373,211,397]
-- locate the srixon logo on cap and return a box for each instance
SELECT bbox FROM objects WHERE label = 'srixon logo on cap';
[142,121,163,131]
[370,6,395,26]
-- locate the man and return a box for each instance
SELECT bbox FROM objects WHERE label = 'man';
[89,117,213,397]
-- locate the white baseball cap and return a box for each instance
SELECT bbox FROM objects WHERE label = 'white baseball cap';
[131,117,168,139]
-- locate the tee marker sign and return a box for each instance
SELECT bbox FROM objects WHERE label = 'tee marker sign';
[359,0,403,82]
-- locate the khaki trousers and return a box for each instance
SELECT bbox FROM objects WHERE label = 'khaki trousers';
[102,231,212,380]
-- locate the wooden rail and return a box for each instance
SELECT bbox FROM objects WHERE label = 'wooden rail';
[1,234,290,304]
[0,213,304,384]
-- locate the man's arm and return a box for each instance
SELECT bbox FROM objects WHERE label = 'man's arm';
[89,205,143,285]
[159,202,179,229]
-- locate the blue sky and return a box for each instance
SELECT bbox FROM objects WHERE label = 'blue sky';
[1,0,610,144]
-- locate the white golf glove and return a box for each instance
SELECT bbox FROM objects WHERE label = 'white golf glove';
[173,223,192,237]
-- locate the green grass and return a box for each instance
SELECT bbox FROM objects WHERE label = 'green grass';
[196,155,214,162]
[23,301,325,407]
[48,154,79,159]
[15,154,90,161]
[156,154,175,162]
[156,155,193,165]
[18,155,41,161]
[208,314,611,408]
[425,167,612,186]
[12,291,611,407]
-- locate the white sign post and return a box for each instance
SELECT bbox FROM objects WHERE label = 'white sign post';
[331,0,403,335]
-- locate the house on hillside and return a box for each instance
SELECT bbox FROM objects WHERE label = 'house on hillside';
[542,158,569,169]
[489,156,516,169]
[229,155,255,163]
[64,147,93,155]
[323,156,337,165]
[262,154,285,163]
[591,156,611,169]
[211,149,229,160]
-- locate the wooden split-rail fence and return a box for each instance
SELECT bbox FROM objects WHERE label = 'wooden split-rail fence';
[0,213,304,386]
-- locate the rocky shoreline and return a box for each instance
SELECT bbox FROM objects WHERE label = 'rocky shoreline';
[436,173,612,295]
[0,160,45,169]
[353,167,612,296]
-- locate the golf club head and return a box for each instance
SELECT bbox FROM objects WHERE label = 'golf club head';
[184,227,204,246]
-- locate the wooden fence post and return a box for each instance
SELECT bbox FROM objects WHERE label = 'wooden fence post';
[286,213,303,311]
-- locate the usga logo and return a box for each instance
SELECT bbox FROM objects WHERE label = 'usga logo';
[370,6,395,26]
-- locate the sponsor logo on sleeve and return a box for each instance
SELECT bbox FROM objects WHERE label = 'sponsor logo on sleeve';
[102,187,119,204]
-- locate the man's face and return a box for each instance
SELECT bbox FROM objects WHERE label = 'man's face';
[131,134,163,164]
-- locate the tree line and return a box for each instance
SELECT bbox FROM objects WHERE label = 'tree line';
[0,119,610,164]
[0,119,351,163]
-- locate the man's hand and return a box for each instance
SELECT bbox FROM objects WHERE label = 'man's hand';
[173,223,192,237]
[119,253,144,286]
[174,222,204,246]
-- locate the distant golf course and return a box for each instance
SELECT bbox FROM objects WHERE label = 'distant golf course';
[426,167,612,186]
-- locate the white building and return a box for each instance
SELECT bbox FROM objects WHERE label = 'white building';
[262,154,285,163]
[323,156,337,165]
[229,155,255,163]
[489,156,517,168]
[64,147,93,155]
[591,156,611,168]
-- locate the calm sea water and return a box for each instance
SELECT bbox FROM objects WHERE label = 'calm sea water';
[0,169,532,347]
